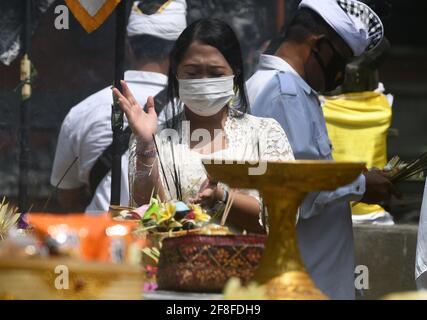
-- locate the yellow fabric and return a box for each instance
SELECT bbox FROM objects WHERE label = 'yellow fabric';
[323,91,392,215]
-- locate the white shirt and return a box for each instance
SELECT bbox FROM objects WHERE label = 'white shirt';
[50,70,168,213]
[416,180,427,289]
[246,54,299,106]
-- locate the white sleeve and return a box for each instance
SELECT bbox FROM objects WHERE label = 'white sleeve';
[50,116,83,189]
[298,174,366,220]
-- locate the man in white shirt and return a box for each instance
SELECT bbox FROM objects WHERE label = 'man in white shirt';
[50,0,187,213]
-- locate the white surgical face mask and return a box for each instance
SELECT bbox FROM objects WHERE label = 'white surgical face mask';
[178,75,235,117]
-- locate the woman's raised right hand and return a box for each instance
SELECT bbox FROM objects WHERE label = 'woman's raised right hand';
[112,80,158,147]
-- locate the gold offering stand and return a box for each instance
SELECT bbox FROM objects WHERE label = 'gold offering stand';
[203,160,364,300]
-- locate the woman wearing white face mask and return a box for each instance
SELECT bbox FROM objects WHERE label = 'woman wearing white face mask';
[113,19,294,233]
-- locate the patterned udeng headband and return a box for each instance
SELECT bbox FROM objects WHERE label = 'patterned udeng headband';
[337,0,384,52]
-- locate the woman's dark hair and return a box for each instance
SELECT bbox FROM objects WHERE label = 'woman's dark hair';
[166,18,249,127]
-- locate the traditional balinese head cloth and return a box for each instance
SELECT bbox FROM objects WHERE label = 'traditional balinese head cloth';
[127,0,187,40]
[299,0,384,56]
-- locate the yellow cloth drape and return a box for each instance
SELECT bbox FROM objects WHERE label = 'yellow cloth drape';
[323,91,392,215]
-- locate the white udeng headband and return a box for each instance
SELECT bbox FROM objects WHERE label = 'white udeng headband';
[127,0,187,41]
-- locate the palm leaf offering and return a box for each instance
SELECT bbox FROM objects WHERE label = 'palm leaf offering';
[0,197,20,240]
[142,198,161,221]
[138,198,211,233]
[141,247,160,264]
[115,197,212,234]
[386,152,427,183]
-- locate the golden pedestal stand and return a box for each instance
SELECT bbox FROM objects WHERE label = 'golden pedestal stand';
[204,160,364,300]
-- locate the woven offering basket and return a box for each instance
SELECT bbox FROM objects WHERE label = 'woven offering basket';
[137,226,231,267]
[145,225,231,247]
[157,234,266,292]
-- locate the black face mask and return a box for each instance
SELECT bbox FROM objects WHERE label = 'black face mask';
[312,39,348,93]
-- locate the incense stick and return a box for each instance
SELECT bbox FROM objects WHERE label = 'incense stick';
[152,134,172,197]
[169,137,182,200]
[42,156,79,212]
[168,167,179,199]
[221,190,235,226]
[389,151,427,183]
[352,152,427,207]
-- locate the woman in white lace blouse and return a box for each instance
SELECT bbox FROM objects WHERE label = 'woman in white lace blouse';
[113,19,294,233]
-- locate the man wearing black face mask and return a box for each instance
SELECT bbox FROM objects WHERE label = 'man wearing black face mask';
[248,0,398,299]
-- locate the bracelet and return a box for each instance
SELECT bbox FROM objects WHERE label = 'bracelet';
[134,169,153,178]
[135,159,156,177]
[216,187,229,204]
[137,147,157,158]
[137,158,156,177]
[221,189,229,203]
[136,138,156,158]
[141,161,155,169]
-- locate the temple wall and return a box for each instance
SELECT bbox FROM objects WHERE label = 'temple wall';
[354,224,418,299]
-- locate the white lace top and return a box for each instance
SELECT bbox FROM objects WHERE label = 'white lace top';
[128,109,294,207]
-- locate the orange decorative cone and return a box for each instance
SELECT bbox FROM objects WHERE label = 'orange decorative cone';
[65,0,121,33]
